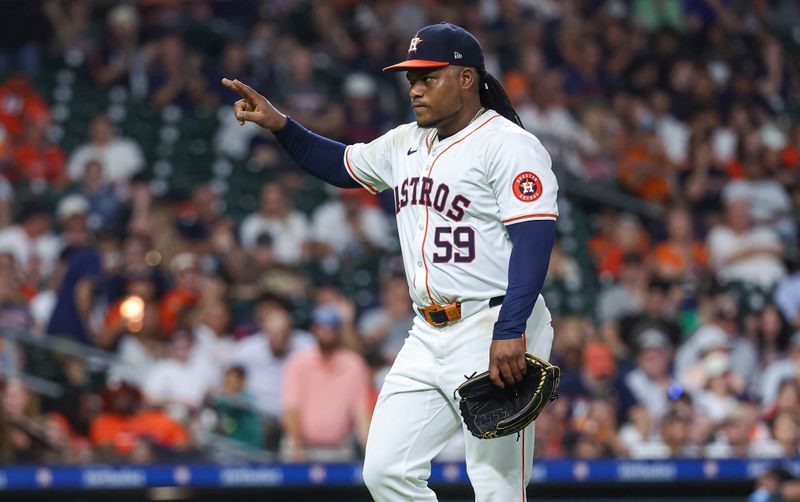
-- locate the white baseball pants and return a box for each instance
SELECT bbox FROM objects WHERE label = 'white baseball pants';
[363,298,554,502]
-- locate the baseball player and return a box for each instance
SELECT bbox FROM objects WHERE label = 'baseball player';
[223,22,557,502]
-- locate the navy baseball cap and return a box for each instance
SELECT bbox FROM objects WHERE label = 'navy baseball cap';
[383,22,484,72]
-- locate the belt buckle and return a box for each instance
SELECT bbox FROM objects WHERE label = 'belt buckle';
[420,302,461,327]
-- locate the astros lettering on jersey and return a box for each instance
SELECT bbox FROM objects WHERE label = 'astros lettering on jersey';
[343,110,558,310]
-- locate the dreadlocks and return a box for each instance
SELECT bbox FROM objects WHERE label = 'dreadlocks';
[478,68,524,128]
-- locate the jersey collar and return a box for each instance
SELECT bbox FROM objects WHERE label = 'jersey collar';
[427,109,500,153]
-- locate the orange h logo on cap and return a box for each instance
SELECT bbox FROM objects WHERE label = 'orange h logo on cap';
[408,36,423,52]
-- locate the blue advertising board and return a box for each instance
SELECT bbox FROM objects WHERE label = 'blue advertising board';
[0,459,796,490]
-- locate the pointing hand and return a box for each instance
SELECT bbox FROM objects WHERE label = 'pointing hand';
[221,78,287,131]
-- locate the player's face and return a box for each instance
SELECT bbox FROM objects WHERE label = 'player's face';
[406,67,464,128]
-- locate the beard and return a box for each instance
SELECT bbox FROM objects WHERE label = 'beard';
[414,104,462,129]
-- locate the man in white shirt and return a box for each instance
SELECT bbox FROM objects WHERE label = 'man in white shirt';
[226,294,314,450]
[0,201,61,279]
[239,182,310,265]
[722,162,795,249]
[707,197,786,289]
[191,300,236,386]
[142,333,216,421]
[311,189,395,261]
[66,114,144,184]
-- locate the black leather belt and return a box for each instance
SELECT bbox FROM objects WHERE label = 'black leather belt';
[489,295,505,308]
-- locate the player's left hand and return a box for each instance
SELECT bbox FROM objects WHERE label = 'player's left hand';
[488,337,527,388]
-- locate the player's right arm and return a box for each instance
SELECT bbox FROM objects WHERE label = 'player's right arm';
[221,78,393,192]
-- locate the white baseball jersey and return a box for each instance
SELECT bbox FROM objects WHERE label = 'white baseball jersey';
[343,110,558,308]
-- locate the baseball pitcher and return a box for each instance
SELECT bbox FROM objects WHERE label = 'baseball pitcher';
[223,22,558,502]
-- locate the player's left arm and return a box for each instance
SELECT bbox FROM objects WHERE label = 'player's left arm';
[485,129,558,388]
[489,220,556,388]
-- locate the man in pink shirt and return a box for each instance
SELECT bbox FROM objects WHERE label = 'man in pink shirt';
[282,305,372,462]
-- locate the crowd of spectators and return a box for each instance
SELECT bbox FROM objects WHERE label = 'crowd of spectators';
[0,0,798,471]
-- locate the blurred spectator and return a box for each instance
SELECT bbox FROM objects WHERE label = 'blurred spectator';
[41,411,85,464]
[0,271,29,372]
[0,75,49,139]
[589,211,650,280]
[104,234,167,304]
[571,399,620,458]
[275,45,343,138]
[680,135,729,217]
[0,175,13,229]
[56,194,90,248]
[624,329,675,421]
[191,300,235,384]
[239,182,310,266]
[142,332,216,421]
[0,201,60,281]
[764,378,800,427]
[752,304,793,370]
[1,378,49,463]
[517,70,600,178]
[281,306,371,462]
[749,467,796,502]
[159,252,201,337]
[341,73,390,144]
[11,120,65,186]
[46,355,97,440]
[42,0,93,66]
[66,114,144,186]
[210,41,254,105]
[89,4,149,94]
[205,365,264,450]
[596,255,648,327]
[560,342,637,426]
[705,406,758,458]
[190,183,225,231]
[614,278,682,356]
[68,159,122,231]
[774,267,800,330]
[617,119,674,204]
[707,197,787,289]
[107,300,164,387]
[760,333,800,408]
[749,410,799,457]
[677,316,757,395]
[359,274,415,369]
[227,293,314,451]
[722,159,796,250]
[692,352,744,424]
[651,205,709,280]
[228,232,274,301]
[645,408,701,458]
[313,283,362,353]
[46,239,102,346]
[310,189,395,265]
[147,33,217,110]
[90,381,188,461]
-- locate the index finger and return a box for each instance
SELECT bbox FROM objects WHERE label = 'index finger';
[233,79,260,100]
[221,78,258,100]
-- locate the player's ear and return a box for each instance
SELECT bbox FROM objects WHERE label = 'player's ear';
[459,67,477,91]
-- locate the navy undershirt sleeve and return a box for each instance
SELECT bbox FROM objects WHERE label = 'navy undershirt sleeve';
[492,220,556,341]
[272,117,360,189]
